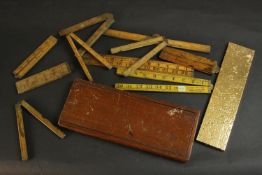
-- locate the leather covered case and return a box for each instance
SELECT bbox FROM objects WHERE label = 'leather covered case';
[58,79,200,162]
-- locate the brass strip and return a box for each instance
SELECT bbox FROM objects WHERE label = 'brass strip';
[196,42,255,150]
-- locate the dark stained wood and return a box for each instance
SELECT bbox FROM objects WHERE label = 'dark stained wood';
[58,79,200,162]
[160,47,219,74]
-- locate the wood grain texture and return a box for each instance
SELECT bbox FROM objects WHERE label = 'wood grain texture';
[15,103,28,161]
[123,41,167,76]
[15,62,71,94]
[104,29,211,53]
[58,80,200,162]
[83,54,194,77]
[20,100,65,139]
[59,13,113,36]
[78,16,115,56]
[13,35,57,78]
[69,33,112,69]
[66,35,93,81]
[110,36,164,54]
[160,47,219,74]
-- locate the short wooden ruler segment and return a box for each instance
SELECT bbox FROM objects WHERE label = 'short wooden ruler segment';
[83,54,194,77]
[117,68,211,86]
[16,62,71,94]
[20,100,65,139]
[115,83,212,93]
[13,35,57,78]
[15,103,28,161]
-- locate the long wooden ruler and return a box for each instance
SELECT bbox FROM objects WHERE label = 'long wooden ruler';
[16,62,71,94]
[197,42,255,151]
[115,83,212,93]
[104,28,211,53]
[83,54,194,77]
[117,68,211,86]
[13,35,57,78]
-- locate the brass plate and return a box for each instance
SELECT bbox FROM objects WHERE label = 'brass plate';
[196,42,255,151]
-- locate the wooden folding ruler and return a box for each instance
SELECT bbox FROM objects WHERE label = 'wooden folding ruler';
[13,35,57,78]
[16,62,71,94]
[117,68,211,86]
[84,54,194,77]
[104,28,211,53]
[15,100,65,160]
[115,83,212,93]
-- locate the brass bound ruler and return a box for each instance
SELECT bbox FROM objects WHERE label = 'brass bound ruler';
[84,54,194,77]
[117,68,211,86]
[16,62,71,94]
[115,83,212,93]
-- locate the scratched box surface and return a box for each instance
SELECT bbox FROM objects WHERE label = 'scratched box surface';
[58,80,200,161]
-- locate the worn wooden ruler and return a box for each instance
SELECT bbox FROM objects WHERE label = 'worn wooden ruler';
[123,41,167,76]
[59,13,113,36]
[69,33,112,69]
[104,28,211,53]
[78,14,115,56]
[110,36,164,54]
[84,54,194,77]
[15,103,28,161]
[197,42,255,151]
[160,47,219,74]
[115,83,212,93]
[117,68,211,86]
[20,100,65,139]
[16,62,71,94]
[13,35,57,78]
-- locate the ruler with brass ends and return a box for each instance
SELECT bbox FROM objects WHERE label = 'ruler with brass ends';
[16,62,71,94]
[197,42,255,151]
[20,100,65,139]
[15,103,28,161]
[115,83,212,93]
[13,35,57,78]
[84,54,194,77]
[123,41,167,76]
[117,68,211,86]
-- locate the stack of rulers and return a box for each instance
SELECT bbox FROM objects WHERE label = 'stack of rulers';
[13,13,255,162]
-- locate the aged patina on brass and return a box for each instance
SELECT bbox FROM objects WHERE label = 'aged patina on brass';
[197,42,255,151]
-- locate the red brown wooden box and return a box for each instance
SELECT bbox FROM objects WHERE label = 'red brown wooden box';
[58,79,200,162]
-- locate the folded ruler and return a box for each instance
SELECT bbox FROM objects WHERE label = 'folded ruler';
[197,42,255,150]
[15,100,65,160]
[117,68,211,86]
[115,83,212,93]
[104,29,211,53]
[16,62,71,94]
[13,35,57,78]
[58,80,200,161]
[84,54,194,77]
